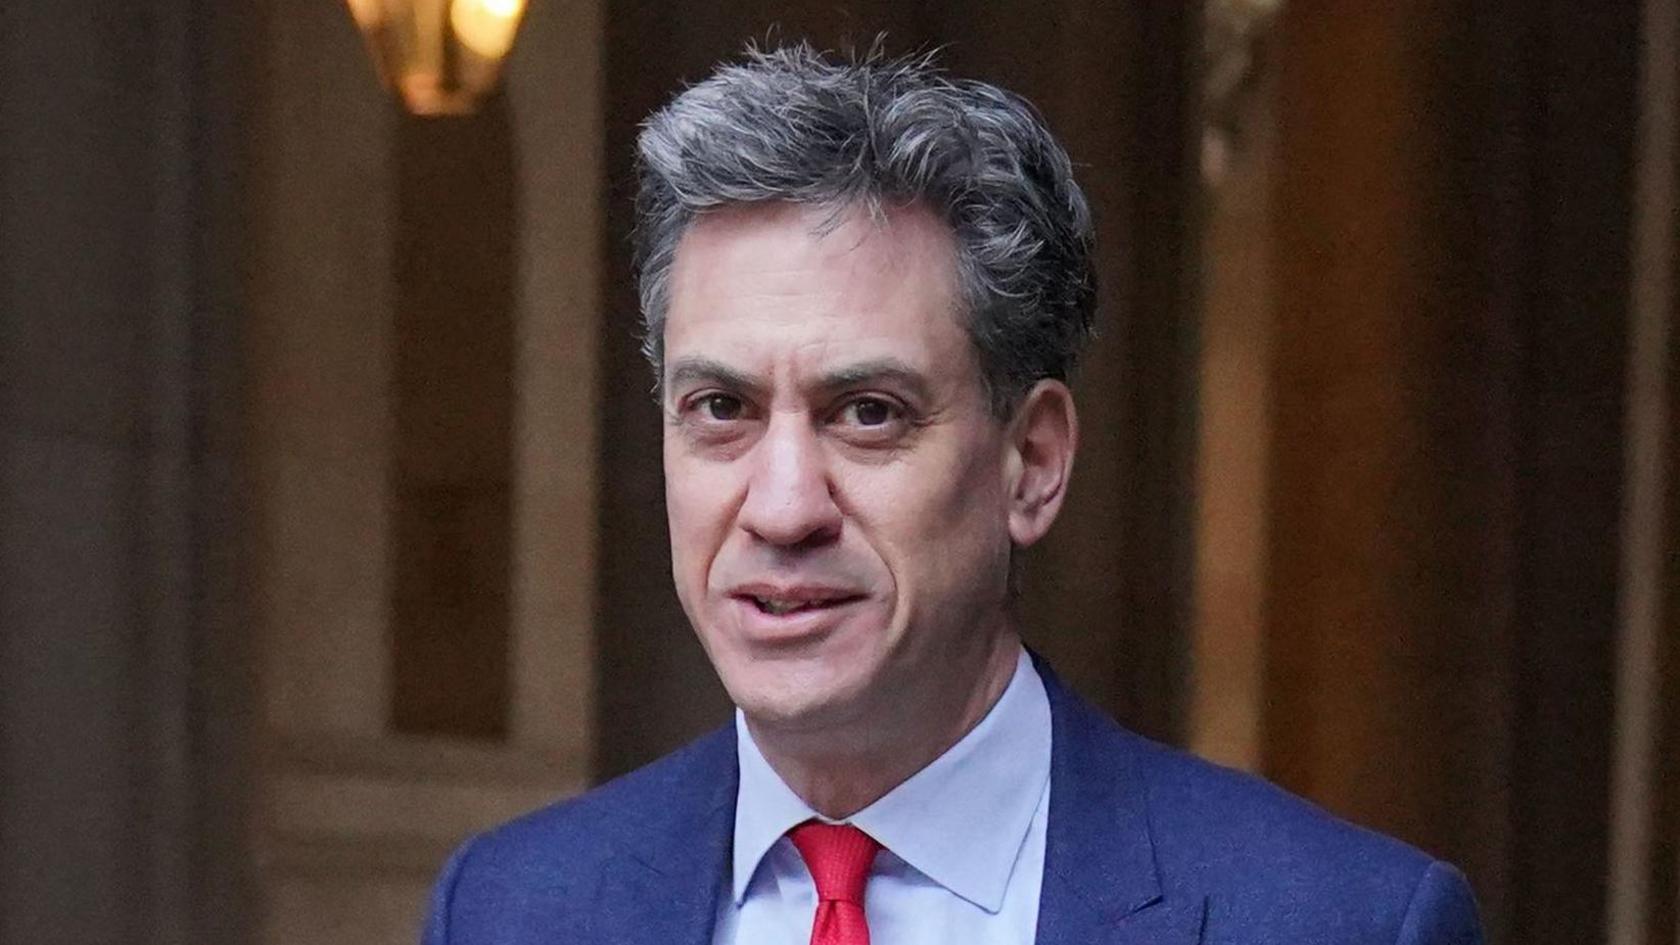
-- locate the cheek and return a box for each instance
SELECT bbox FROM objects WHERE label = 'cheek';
[664,454,728,575]
[852,442,1011,588]
[942,439,1015,576]
[931,430,1010,528]
[938,466,1013,574]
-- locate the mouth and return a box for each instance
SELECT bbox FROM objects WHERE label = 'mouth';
[728,585,868,622]
[743,594,864,616]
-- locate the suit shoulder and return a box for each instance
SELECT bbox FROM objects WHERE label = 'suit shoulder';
[1118,731,1479,940]
[423,727,735,944]
[1039,669,1482,943]
[1126,731,1436,882]
[1043,670,1437,887]
[451,725,734,877]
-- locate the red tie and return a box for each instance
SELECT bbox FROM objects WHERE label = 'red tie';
[788,821,882,945]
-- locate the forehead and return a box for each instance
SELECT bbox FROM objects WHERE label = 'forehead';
[661,201,972,383]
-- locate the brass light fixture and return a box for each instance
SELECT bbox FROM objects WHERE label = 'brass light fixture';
[345,0,528,115]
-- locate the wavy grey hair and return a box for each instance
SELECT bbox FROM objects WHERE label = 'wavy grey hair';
[634,42,1097,417]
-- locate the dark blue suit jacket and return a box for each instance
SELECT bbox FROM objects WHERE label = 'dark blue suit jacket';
[422,663,1483,944]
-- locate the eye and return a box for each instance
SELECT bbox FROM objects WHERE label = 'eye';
[695,393,745,421]
[844,397,897,427]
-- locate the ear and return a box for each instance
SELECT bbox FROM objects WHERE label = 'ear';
[1004,379,1078,548]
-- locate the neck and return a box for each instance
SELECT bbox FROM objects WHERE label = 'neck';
[747,633,1022,819]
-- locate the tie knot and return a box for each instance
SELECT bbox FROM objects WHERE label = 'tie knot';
[788,822,881,904]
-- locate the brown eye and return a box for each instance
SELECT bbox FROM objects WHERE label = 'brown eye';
[700,393,744,421]
[851,398,893,426]
[840,397,903,428]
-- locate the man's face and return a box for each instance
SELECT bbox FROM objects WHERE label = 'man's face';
[661,201,1018,737]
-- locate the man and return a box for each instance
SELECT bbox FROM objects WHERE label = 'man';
[422,44,1483,945]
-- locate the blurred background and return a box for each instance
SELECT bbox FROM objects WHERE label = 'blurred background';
[1,1,1675,943]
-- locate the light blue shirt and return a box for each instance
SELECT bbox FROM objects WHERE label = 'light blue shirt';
[713,648,1051,944]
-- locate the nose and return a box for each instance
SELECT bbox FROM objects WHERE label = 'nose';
[737,411,842,548]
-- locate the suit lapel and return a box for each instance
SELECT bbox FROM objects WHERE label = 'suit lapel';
[591,727,739,945]
[1033,659,1206,945]
[1037,870,1207,945]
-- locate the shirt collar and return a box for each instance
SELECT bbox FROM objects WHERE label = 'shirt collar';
[731,647,1052,913]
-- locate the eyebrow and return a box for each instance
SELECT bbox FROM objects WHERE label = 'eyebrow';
[664,357,763,397]
[662,355,932,402]
[812,358,932,402]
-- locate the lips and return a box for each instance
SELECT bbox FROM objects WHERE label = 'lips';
[728,584,867,620]
[746,594,861,615]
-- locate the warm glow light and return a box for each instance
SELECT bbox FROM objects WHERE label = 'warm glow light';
[450,0,526,61]
[344,0,384,27]
[343,0,527,115]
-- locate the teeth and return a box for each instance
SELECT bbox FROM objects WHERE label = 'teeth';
[757,597,814,615]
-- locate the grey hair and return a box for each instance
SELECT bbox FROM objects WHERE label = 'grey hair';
[634,42,1097,416]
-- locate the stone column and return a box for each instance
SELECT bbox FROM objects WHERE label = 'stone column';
[244,1,604,943]
[0,2,252,943]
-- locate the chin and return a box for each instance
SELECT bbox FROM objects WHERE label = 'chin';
[715,649,875,733]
